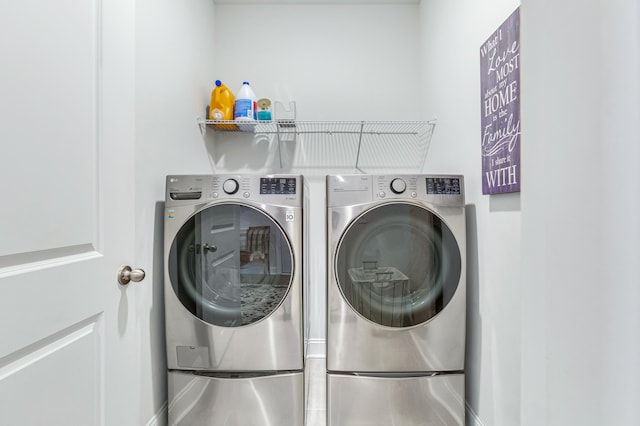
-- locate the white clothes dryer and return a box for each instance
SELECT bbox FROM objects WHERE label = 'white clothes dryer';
[164,174,304,425]
[326,174,466,425]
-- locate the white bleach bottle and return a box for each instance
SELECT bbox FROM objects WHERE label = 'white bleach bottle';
[234,81,257,121]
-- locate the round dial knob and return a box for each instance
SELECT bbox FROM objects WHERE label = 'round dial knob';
[390,178,407,194]
[222,179,239,194]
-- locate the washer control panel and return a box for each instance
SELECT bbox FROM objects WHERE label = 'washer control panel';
[165,174,302,207]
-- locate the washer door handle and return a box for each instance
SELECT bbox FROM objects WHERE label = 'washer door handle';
[189,243,218,254]
[117,265,146,285]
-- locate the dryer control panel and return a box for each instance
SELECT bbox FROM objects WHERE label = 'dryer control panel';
[327,174,464,207]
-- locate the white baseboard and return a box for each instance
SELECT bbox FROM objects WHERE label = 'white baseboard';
[145,402,168,426]
[306,338,326,359]
[466,402,486,426]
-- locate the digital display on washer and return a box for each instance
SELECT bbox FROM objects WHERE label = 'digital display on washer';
[426,177,461,195]
[260,177,297,194]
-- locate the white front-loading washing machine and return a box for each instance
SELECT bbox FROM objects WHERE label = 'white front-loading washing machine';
[326,174,466,425]
[164,174,304,425]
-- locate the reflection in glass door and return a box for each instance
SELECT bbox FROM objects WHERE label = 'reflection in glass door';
[169,203,293,327]
[335,203,461,328]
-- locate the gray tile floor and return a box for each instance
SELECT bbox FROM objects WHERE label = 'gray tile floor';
[305,358,326,426]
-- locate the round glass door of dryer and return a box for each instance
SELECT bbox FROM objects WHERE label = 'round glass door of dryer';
[335,203,461,328]
[168,203,294,327]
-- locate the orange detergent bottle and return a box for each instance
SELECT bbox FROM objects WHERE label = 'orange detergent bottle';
[209,80,236,130]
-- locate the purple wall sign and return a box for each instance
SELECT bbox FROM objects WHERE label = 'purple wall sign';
[480,7,521,194]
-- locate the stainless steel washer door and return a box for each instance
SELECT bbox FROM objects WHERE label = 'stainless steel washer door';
[168,203,294,327]
[335,202,461,328]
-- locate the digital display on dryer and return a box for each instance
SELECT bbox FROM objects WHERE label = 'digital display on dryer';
[260,178,297,194]
[426,177,461,195]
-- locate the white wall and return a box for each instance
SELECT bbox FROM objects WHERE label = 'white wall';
[135,0,217,423]
[520,0,640,425]
[213,4,422,122]
[419,1,521,424]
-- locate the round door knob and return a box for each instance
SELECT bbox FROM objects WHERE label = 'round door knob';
[222,179,239,194]
[118,265,146,285]
[390,178,407,194]
[202,243,217,253]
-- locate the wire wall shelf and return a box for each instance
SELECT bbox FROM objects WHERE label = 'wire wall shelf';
[197,119,437,174]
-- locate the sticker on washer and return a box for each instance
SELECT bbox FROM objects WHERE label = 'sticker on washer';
[167,209,174,219]
[286,210,295,222]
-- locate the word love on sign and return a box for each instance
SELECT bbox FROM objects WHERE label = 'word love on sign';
[480,8,521,194]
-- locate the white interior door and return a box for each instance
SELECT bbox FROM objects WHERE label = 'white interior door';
[0,1,139,425]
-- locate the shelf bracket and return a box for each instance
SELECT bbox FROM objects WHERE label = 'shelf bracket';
[197,117,207,136]
[355,121,365,173]
[276,123,283,170]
